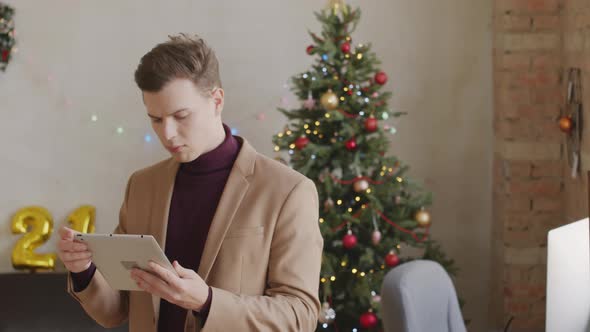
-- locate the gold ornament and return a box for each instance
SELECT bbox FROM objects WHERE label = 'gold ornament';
[415,208,432,227]
[326,0,348,15]
[11,206,57,270]
[67,205,96,234]
[320,89,339,110]
[353,179,369,192]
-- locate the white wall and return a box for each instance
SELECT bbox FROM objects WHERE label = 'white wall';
[0,0,492,330]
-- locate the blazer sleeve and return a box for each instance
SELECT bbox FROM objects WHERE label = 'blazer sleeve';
[65,172,136,328]
[201,178,324,332]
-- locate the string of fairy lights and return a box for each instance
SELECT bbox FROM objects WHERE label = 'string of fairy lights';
[6,35,277,145]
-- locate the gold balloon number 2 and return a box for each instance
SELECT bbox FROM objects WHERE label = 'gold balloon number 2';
[11,205,95,271]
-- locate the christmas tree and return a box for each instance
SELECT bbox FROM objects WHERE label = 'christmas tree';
[272,1,459,330]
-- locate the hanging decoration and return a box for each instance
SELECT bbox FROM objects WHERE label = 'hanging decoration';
[561,68,583,179]
[0,2,16,72]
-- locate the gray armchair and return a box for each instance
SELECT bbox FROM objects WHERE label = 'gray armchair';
[380,259,466,332]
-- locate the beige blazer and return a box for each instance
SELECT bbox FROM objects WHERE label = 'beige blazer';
[66,137,323,332]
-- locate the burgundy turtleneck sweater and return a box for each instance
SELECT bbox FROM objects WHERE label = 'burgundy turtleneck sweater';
[71,124,241,331]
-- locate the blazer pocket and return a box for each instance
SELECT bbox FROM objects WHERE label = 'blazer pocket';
[224,226,264,239]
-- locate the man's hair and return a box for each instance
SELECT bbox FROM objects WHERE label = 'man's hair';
[134,33,222,94]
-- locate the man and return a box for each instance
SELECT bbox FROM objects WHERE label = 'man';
[57,34,323,332]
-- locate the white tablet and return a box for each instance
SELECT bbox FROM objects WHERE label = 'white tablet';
[75,233,177,291]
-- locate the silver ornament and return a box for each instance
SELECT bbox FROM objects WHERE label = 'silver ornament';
[318,302,336,324]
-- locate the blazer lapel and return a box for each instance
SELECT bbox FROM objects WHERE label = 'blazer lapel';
[150,158,180,324]
[197,138,256,281]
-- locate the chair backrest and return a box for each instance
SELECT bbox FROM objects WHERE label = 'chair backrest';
[380,259,466,332]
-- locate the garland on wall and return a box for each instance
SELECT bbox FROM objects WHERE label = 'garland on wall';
[0,2,15,72]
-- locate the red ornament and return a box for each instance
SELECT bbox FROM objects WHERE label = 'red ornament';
[1,50,9,62]
[385,252,400,267]
[359,311,378,329]
[306,45,315,55]
[345,137,357,151]
[364,116,378,133]
[558,116,573,134]
[346,90,353,96]
[375,71,388,85]
[342,231,357,249]
[294,136,310,150]
[341,42,351,54]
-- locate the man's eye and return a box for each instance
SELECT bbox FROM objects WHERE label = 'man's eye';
[175,114,188,120]
[151,118,162,123]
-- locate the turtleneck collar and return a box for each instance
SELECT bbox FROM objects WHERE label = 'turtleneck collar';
[179,123,240,175]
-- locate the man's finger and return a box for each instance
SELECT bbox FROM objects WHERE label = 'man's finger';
[58,239,88,252]
[61,251,92,262]
[132,268,174,299]
[148,261,181,288]
[59,226,77,241]
[173,260,194,278]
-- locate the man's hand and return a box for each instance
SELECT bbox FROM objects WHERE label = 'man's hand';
[57,226,92,273]
[131,260,209,312]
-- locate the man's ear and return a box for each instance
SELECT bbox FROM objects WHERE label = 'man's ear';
[212,88,224,113]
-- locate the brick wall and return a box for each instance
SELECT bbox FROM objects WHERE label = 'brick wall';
[491,0,565,330]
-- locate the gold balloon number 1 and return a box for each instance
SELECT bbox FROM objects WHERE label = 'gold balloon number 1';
[10,205,95,270]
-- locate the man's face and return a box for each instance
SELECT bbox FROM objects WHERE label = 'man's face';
[143,78,224,163]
